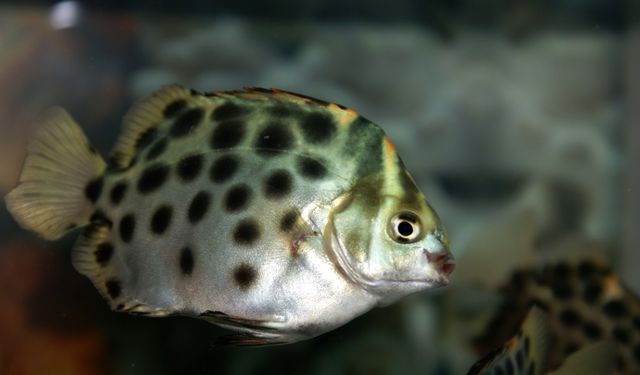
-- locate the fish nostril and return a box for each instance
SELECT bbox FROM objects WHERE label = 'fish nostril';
[425,251,448,264]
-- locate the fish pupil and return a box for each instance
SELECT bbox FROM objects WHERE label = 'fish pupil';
[398,221,414,237]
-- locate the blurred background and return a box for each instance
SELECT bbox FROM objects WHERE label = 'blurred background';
[0,1,637,374]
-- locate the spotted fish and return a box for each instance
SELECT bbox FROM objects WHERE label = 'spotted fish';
[5,85,454,345]
[474,256,640,373]
[467,306,617,375]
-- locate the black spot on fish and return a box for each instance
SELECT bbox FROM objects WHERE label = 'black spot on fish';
[612,326,630,343]
[577,260,597,279]
[583,282,602,304]
[119,213,135,243]
[233,218,260,245]
[603,299,627,318]
[94,243,113,266]
[163,99,187,118]
[264,170,293,199]
[233,263,256,290]
[135,127,158,150]
[617,356,627,371]
[582,321,602,339]
[85,176,103,203]
[300,112,336,144]
[138,163,169,194]
[551,280,573,299]
[146,138,168,161]
[523,336,530,356]
[527,362,535,375]
[633,343,640,361]
[177,153,204,182]
[106,279,121,299]
[564,342,580,356]
[170,107,204,137]
[515,347,524,371]
[210,154,239,183]
[280,210,298,232]
[255,123,294,156]
[505,358,515,375]
[188,191,210,223]
[212,102,248,122]
[510,270,530,291]
[150,205,172,235]
[268,104,296,117]
[633,316,640,330]
[297,156,327,179]
[110,181,128,205]
[179,247,194,276]
[559,308,581,327]
[494,364,505,375]
[553,262,571,279]
[225,184,252,212]
[210,120,245,149]
[345,116,383,178]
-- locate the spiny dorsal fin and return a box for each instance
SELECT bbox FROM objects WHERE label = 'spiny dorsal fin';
[109,84,193,168]
[548,341,617,375]
[214,87,358,126]
[5,107,106,240]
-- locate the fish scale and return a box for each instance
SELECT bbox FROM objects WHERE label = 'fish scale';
[5,84,454,345]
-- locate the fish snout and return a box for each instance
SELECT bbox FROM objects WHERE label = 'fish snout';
[425,250,455,277]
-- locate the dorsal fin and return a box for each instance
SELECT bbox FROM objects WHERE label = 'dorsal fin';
[213,87,358,126]
[109,84,193,169]
[214,87,332,107]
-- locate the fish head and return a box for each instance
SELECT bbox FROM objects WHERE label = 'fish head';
[329,170,454,305]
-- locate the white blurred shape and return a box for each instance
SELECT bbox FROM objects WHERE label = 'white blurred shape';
[50,1,81,29]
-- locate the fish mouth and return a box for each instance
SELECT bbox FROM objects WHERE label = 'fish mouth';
[425,251,456,279]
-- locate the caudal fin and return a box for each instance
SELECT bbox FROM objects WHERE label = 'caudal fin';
[5,108,106,240]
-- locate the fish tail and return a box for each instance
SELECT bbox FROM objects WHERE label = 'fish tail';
[5,107,106,240]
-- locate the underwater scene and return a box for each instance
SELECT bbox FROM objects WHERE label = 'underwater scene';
[0,1,637,374]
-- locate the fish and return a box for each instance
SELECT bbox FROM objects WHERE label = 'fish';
[474,255,640,373]
[5,85,454,345]
[467,306,617,375]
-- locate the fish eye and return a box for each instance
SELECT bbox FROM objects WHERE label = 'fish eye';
[388,212,421,243]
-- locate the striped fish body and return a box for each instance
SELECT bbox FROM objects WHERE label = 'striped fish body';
[6,85,453,345]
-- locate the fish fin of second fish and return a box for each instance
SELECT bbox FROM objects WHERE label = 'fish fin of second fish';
[548,341,617,375]
[5,107,106,240]
[520,306,552,375]
[109,84,192,168]
[467,306,551,375]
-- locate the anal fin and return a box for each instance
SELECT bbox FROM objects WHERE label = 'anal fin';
[72,217,173,317]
